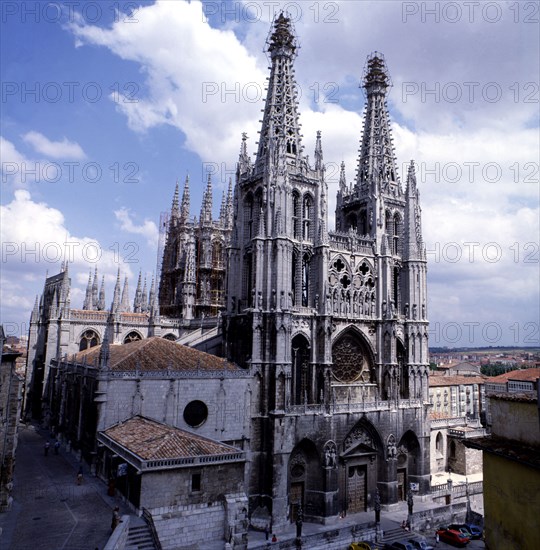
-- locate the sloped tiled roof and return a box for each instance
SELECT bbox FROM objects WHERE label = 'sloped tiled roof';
[72,336,239,372]
[429,375,486,387]
[488,368,540,383]
[102,416,240,460]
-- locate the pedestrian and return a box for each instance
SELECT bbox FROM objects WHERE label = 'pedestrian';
[435,531,439,545]
[111,506,121,530]
[271,534,277,543]
[54,440,60,455]
[264,524,270,540]
[44,441,50,456]
[77,465,83,485]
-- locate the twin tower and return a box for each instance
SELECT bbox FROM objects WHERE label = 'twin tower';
[163,14,431,520]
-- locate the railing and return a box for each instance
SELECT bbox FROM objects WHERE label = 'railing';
[142,451,245,471]
[285,398,424,415]
[141,508,163,550]
[430,480,483,496]
[448,427,486,439]
[104,368,249,379]
[430,417,467,428]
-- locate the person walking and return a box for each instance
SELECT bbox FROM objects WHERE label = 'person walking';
[435,531,439,545]
[54,440,60,455]
[44,441,50,456]
[77,465,83,485]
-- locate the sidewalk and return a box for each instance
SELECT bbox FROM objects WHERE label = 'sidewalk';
[0,424,136,550]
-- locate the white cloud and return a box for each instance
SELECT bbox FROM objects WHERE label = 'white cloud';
[22,131,86,160]
[115,207,159,247]
[62,0,539,346]
[0,191,137,334]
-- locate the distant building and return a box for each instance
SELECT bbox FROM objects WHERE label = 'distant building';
[429,375,486,475]
[0,326,23,512]
[465,383,540,549]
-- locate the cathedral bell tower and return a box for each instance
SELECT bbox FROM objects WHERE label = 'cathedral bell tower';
[224,13,330,522]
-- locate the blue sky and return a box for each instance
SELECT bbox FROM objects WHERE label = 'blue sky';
[1,0,539,347]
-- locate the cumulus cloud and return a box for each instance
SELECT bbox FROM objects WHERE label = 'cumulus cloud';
[0,191,136,334]
[22,131,86,160]
[115,207,159,247]
[63,0,538,346]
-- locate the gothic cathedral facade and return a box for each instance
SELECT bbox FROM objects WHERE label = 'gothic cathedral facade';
[26,14,431,526]
[223,15,430,524]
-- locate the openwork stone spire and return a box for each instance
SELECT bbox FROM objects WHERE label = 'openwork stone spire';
[404,160,424,259]
[97,276,106,310]
[255,13,302,171]
[356,52,398,188]
[180,175,190,222]
[134,271,143,312]
[111,269,121,313]
[171,179,180,220]
[200,174,213,225]
[83,271,93,310]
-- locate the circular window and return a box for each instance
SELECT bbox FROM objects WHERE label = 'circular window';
[183,400,208,428]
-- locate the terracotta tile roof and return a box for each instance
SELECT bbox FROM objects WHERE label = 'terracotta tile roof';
[72,336,240,372]
[429,375,486,387]
[488,368,540,383]
[103,416,240,460]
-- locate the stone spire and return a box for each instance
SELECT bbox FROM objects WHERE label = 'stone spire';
[339,161,347,193]
[83,271,93,310]
[219,191,227,227]
[180,175,190,223]
[314,130,323,171]
[404,160,424,259]
[97,276,106,310]
[91,267,99,307]
[200,173,213,225]
[356,52,398,188]
[133,271,143,313]
[141,276,148,313]
[111,269,121,313]
[171,179,180,220]
[148,276,158,318]
[237,132,251,176]
[120,276,131,312]
[99,316,112,369]
[255,13,302,172]
[30,295,39,322]
[225,178,234,230]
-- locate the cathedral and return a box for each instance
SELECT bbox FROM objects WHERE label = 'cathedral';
[26,14,430,532]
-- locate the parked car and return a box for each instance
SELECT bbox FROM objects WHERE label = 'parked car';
[436,528,470,547]
[461,523,483,539]
[448,524,473,538]
[408,538,435,550]
[349,543,372,550]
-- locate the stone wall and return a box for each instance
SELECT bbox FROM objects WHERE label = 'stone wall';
[448,439,482,475]
[98,376,252,444]
[141,463,245,510]
[152,501,225,549]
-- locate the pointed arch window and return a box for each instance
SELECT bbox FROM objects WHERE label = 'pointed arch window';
[292,191,300,239]
[359,210,367,235]
[393,213,401,255]
[301,254,310,307]
[79,330,99,352]
[123,331,142,344]
[244,194,253,240]
[302,195,312,241]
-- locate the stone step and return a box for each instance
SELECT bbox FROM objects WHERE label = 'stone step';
[126,523,157,550]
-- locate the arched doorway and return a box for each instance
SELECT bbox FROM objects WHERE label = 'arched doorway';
[341,420,382,513]
[288,439,322,521]
[397,430,422,500]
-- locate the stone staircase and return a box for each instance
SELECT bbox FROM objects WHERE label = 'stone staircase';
[126,523,157,550]
[372,526,414,548]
